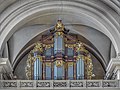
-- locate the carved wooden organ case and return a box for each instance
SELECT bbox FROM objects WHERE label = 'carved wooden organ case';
[25,20,93,80]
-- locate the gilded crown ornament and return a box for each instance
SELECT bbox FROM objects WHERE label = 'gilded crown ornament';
[55,20,64,31]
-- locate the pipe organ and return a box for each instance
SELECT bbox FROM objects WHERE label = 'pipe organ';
[25,20,93,80]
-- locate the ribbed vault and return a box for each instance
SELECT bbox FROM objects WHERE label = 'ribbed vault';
[0,0,120,74]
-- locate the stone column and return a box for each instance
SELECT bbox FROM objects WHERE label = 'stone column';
[0,58,13,80]
[0,72,3,80]
[106,56,120,80]
[114,66,120,79]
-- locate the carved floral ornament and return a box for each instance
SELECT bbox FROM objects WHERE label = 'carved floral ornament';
[25,41,94,80]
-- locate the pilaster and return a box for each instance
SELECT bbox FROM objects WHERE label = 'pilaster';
[106,56,120,80]
[0,58,13,80]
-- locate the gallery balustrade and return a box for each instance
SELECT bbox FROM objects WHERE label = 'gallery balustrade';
[0,80,120,89]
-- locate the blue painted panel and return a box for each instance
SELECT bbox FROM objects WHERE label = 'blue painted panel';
[68,48,74,56]
[45,48,52,56]
[77,59,84,80]
[46,66,51,80]
[34,57,42,80]
[68,65,74,80]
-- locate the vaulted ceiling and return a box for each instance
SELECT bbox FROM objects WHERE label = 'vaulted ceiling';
[0,0,120,70]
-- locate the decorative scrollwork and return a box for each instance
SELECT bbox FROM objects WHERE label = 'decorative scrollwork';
[75,42,88,53]
[68,62,73,67]
[55,20,64,31]
[54,20,65,37]
[87,82,100,87]
[20,82,34,87]
[25,20,95,81]
[76,55,85,61]
[65,44,76,48]
[25,54,33,80]
[33,42,43,53]
[55,32,64,37]
[34,55,42,62]
[55,60,64,67]
[1,80,119,89]
[102,81,117,87]
[86,54,93,80]
[46,62,51,67]
[3,81,17,88]
[43,44,53,49]
[25,42,43,80]
[37,82,50,87]
[70,81,83,87]
[53,82,67,87]
[75,42,94,80]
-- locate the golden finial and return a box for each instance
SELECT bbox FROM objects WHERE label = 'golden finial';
[55,20,64,31]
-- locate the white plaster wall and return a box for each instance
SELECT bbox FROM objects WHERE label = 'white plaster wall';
[2,43,9,58]
[110,43,116,58]
[14,54,28,80]
[8,25,51,63]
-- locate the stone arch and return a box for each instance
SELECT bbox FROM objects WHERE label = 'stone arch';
[0,0,119,59]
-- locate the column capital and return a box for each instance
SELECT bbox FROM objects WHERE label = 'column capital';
[106,58,120,79]
[0,58,13,79]
[117,53,120,58]
[0,58,13,73]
